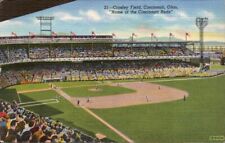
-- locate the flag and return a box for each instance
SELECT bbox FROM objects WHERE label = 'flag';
[132,33,137,37]
[71,32,76,36]
[185,32,190,41]
[112,33,116,37]
[169,33,173,37]
[29,32,35,38]
[91,31,96,36]
[11,32,17,37]
[51,31,57,37]
[151,33,154,37]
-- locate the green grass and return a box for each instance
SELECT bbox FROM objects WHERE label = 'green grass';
[210,64,225,70]
[93,75,225,143]
[9,83,50,92]
[0,88,19,102]
[19,90,57,102]
[62,85,136,97]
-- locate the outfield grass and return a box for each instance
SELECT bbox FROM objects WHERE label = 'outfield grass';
[93,75,225,143]
[62,85,135,97]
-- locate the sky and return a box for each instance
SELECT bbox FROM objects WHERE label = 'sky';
[0,0,224,42]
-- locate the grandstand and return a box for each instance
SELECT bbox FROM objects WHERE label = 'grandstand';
[0,35,200,89]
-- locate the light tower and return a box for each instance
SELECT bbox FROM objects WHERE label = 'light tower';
[36,16,54,35]
[196,17,208,68]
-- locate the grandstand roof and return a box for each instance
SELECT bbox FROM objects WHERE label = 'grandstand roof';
[0,0,75,22]
[0,34,198,45]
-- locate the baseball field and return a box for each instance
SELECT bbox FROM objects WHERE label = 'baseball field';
[0,74,225,143]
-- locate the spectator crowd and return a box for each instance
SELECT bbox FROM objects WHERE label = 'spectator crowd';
[0,43,198,88]
[0,60,198,89]
[0,44,196,64]
[0,100,97,143]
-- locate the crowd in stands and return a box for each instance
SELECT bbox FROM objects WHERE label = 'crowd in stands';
[0,100,97,143]
[0,45,196,64]
[0,60,198,88]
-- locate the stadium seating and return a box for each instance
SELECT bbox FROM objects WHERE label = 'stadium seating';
[0,45,196,64]
[0,60,198,88]
[0,100,96,143]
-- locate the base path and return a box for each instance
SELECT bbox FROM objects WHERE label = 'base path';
[74,82,188,109]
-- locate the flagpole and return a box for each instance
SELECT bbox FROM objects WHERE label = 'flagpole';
[28,32,31,59]
[91,31,95,55]
[112,33,116,57]
[151,33,153,42]
[131,33,134,55]
[185,33,187,41]
[185,35,187,41]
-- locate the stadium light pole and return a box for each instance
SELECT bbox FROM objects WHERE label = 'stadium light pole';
[131,33,137,55]
[36,16,54,35]
[196,17,208,68]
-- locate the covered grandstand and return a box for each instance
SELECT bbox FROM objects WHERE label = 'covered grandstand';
[0,35,200,89]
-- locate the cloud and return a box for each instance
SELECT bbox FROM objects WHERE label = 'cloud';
[104,10,122,21]
[0,20,24,28]
[207,23,225,31]
[153,10,191,22]
[176,11,189,19]
[52,10,102,22]
[32,18,40,25]
[154,14,177,21]
[0,20,25,36]
[198,10,215,19]
[53,11,83,22]
[79,10,101,22]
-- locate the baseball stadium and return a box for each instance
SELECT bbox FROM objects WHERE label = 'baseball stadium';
[0,0,225,143]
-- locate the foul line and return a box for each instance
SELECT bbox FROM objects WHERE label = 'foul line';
[82,106,134,143]
[17,93,22,103]
[19,99,59,108]
[19,99,58,105]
